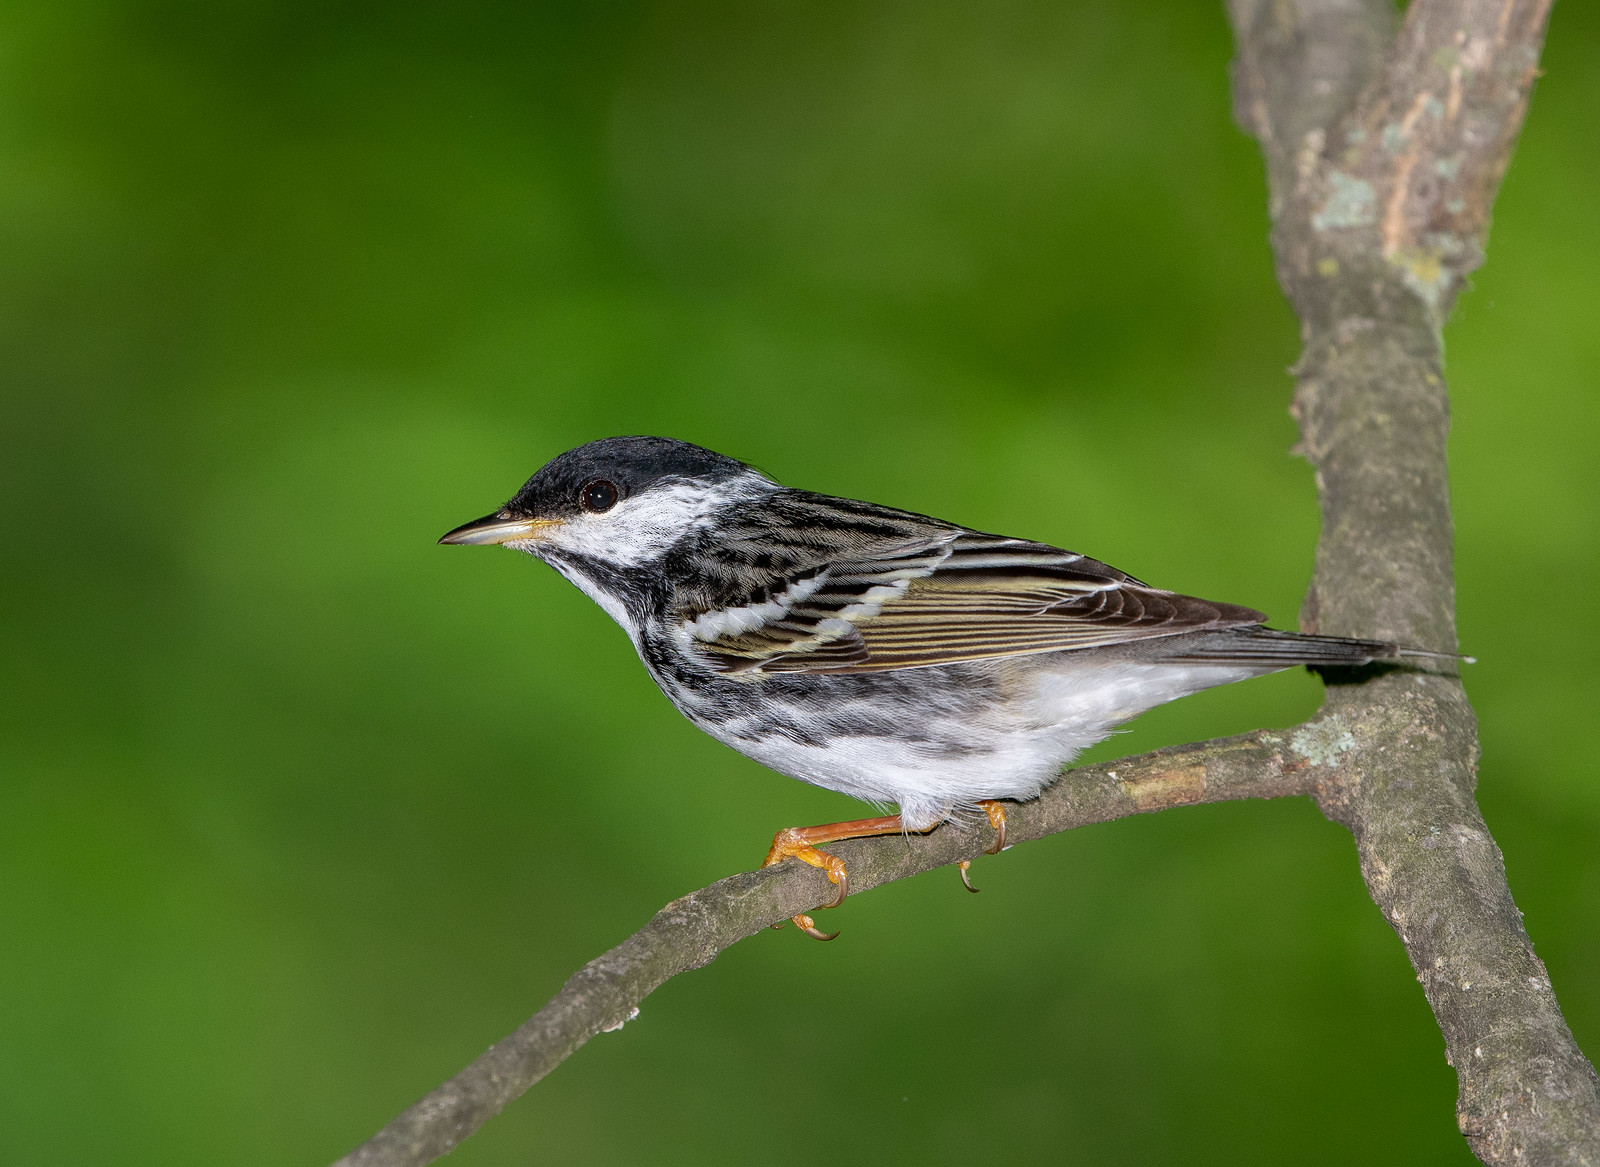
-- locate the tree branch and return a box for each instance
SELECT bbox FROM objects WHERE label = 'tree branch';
[1229,0,1599,1161]
[1227,0,1397,220]
[334,3,1596,1164]
[334,727,1344,1167]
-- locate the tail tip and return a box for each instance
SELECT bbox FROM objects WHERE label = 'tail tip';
[1392,645,1474,665]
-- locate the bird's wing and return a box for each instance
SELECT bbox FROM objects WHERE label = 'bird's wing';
[687,527,1266,675]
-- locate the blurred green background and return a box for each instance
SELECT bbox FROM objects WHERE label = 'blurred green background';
[2,2,1596,1163]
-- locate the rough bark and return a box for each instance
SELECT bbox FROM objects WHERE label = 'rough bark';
[332,3,1597,1164]
[1229,0,1598,1160]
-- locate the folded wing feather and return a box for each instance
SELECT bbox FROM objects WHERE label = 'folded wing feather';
[693,531,1266,675]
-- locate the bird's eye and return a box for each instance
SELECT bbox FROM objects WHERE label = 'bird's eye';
[580,479,619,513]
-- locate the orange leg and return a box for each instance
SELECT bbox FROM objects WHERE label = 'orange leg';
[763,815,912,940]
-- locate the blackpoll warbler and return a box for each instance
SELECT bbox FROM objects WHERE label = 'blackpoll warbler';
[442,436,1440,939]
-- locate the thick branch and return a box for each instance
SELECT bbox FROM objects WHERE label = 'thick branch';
[1230,1,1600,1162]
[1227,0,1397,218]
[334,727,1340,1167]
[1243,0,1555,335]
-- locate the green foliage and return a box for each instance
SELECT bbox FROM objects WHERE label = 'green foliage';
[0,3,1595,1163]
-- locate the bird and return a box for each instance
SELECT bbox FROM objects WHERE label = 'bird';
[440,435,1448,939]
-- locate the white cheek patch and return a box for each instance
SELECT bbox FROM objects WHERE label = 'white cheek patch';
[542,478,769,568]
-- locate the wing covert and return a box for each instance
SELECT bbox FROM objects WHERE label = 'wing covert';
[686,528,1263,675]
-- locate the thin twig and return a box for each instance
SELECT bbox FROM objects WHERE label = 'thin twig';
[333,727,1331,1167]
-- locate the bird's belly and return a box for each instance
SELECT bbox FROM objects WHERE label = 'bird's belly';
[708,716,1057,831]
[657,653,1264,830]
[671,669,1055,829]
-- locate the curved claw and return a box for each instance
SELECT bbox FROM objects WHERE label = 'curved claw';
[958,859,980,893]
[982,801,1008,855]
[793,913,839,941]
[823,865,849,908]
[762,815,908,941]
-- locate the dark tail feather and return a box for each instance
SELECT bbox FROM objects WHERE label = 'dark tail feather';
[1158,627,1473,668]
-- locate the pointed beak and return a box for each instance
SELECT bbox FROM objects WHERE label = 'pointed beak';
[437,512,561,546]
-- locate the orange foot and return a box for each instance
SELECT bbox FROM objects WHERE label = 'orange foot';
[762,815,907,940]
[957,800,1009,893]
[764,802,1011,936]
